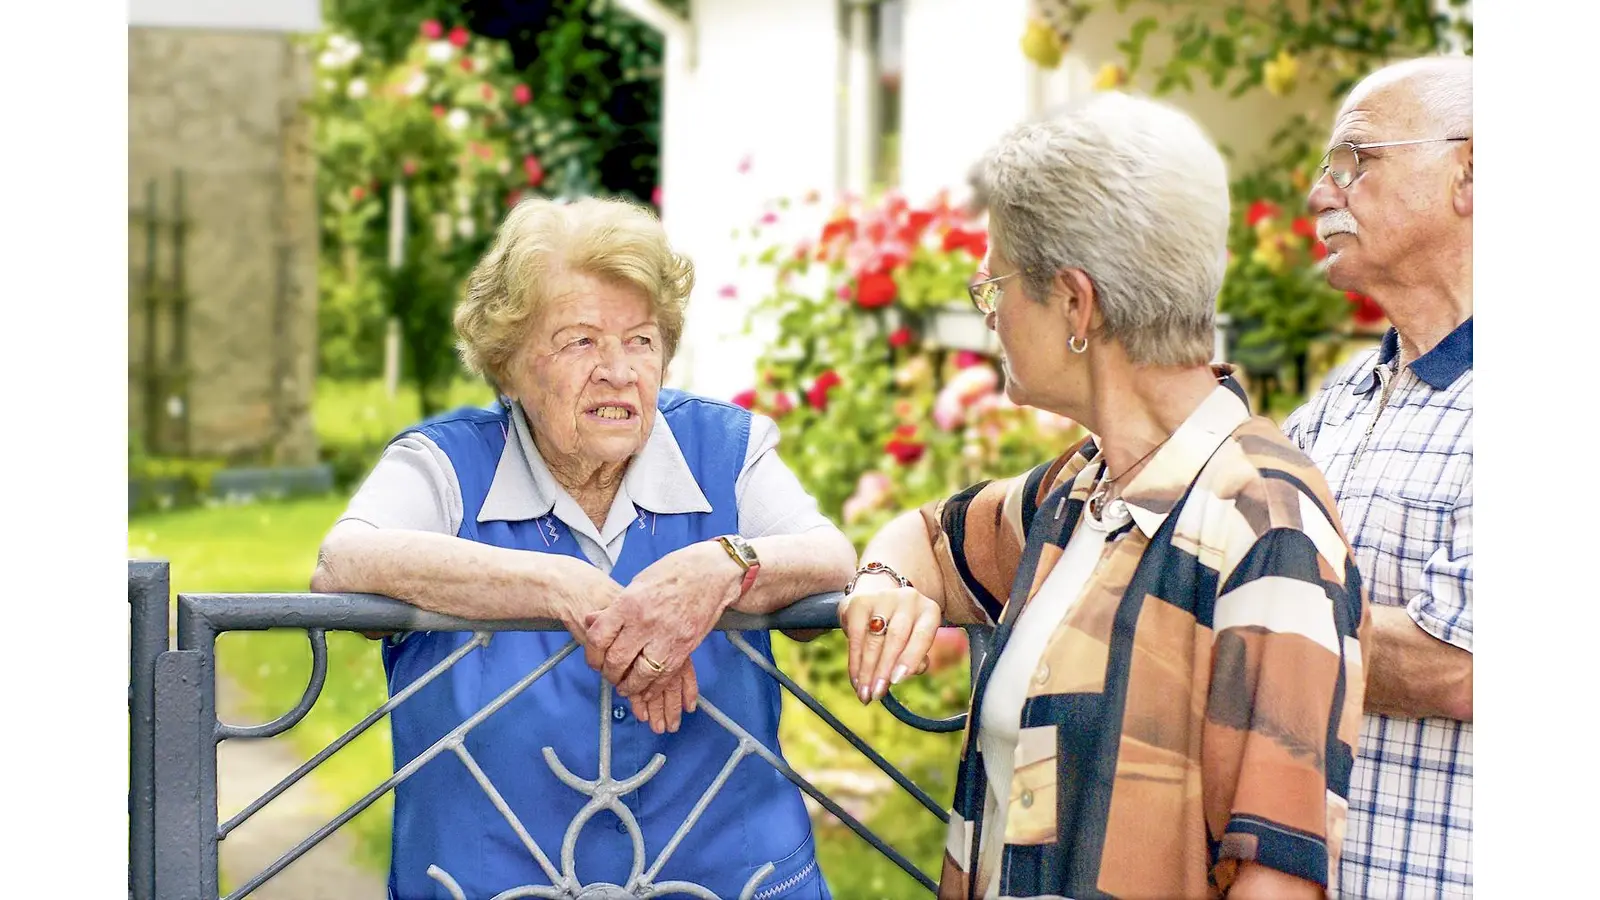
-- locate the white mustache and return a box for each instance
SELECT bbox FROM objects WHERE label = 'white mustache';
[1317,211,1358,242]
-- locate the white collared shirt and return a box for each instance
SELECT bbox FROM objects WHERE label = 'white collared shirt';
[339,401,833,572]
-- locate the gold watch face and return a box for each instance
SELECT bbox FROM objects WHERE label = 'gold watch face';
[723,535,757,567]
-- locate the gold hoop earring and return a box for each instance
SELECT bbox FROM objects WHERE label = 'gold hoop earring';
[1068,335,1089,354]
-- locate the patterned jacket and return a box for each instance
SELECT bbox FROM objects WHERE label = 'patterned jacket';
[922,377,1372,899]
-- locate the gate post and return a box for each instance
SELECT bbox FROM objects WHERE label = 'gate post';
[176,597,222,898]
[129,561,170,900]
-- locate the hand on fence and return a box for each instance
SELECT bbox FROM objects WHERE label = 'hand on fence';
[840,586,941,705]
[552,559,625,646]
[582,540,742,699]
[626,660,700,734]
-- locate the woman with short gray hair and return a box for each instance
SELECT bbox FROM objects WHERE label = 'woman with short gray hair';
[838,93,1370,899]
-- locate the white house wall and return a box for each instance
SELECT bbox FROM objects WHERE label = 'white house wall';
[897,0,1035,203]
[662,0,843,399]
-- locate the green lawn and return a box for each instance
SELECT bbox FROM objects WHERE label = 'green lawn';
[130,487,960,897]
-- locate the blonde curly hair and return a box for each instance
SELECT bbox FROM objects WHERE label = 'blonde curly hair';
[455,196,695,389]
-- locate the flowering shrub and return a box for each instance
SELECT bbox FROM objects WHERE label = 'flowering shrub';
[738,192,1083,548]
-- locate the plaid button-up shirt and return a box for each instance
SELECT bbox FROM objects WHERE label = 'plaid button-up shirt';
[1285,320,1474,898]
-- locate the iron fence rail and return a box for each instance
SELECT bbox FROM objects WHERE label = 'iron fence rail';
[130,560,991,900]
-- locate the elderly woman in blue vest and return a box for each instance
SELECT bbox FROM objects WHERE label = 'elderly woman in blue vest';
[312,196,854,899]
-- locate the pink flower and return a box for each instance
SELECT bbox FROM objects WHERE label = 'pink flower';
[651,186,663,207]
[448,26,470,48]
[759,211,779,225]
[952,350,985,369]
[420,20,444,40]
[737,154,753,174]
[887,326,913,348]
[402,159,418,177]
[513,83,532,105]
[481,83,495,101]
[841,471,894,525]
[835,283,853,300]
[718,284,738,299]
[933,365,1000,431]
[523,155,544,187]
[731,389,756,409]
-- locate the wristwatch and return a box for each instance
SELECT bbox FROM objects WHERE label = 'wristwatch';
[715,534,761,597]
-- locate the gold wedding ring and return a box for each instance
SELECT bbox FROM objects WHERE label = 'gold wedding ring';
[638,652,666,673]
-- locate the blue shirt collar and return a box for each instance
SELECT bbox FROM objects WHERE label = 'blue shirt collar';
[1352,317,1473,394]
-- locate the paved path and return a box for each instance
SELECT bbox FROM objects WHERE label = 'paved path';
[216,677,388,899]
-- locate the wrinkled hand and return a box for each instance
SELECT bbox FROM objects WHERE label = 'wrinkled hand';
[550,556,625,648]
[583,541,741,700]
[625,661,700,734]
[841,583,941,705]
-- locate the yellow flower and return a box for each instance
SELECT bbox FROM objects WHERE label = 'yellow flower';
[1251,238,1286,274]
[1093,62,1127,91]
[1021,19,1065,70]
[1263,48,1299,97]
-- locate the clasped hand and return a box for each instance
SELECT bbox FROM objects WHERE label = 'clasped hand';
[576,541,742,734]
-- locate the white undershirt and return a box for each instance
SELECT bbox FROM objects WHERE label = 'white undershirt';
[975,496,1133,893]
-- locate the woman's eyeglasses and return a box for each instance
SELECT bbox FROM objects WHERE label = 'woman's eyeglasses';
[967,271,1021,314]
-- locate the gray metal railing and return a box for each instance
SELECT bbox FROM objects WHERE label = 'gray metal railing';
[129,560,992,900]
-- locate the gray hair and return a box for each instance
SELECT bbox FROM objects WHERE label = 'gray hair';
[975,91,1230,367]
[1353,56,1473,137]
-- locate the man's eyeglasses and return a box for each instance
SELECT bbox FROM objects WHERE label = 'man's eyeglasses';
[967,271,1021,314]
[1317,136,1469,189]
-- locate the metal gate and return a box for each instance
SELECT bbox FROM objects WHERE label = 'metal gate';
[129,560,992,899]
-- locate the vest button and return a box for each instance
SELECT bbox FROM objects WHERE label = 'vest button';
[613,706,627,722]
[1020,789,1034,809]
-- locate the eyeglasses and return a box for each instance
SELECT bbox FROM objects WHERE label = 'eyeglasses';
[967,270,1020,314]
[1317,137,1469,189]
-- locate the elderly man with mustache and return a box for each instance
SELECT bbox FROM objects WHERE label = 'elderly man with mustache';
[1285,56,1473,899]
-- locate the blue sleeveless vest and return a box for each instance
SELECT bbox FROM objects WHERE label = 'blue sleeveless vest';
[380,390,826,899]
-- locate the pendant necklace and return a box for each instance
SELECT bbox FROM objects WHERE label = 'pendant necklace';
[1087,435,1172,519]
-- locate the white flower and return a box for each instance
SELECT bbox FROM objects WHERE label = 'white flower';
[402,72,428,97]
[346,78,368,100]
[496,158,511,175]
[318,34,362,69]
[446,108,470,131]
[426,41,456,64]
[456,217,477,240]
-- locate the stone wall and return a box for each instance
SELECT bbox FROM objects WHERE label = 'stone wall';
[129,27,320,465]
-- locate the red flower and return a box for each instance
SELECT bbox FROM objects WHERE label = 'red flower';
[420,19,444,40]
[460,57,475,73]
[1311,241,1328,261]
[651,186,663,207]
[402,159,418,177]
[1246,200,1279,227]
[448,26,470,48]
[481,84,495,101]
[806,370,842,410]
[350,185,366,202]
[885,425,926,465]
[771,392,795,417]
[820,217,858,245]
[952,350,985,369]
[513,83,532,105]
[888,326,914,348]
[855,271,897,309]
[506,189,524,208]
[1291,216,1317,239]
[941,228,985,258]
[731,389,757,409]
[524,155,544,187]
[906,210,935,237]
[432,105,446,118]
[1347,292,1386,325]
[877,251,908,273]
